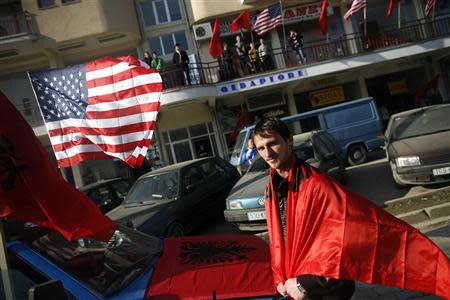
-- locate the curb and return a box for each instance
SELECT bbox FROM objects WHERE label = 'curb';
[384,185,450,206]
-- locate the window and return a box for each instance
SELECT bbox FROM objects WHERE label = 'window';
[62,0,78,4]
[147,31,188,56]
[139,0,182,27]
[38,0,55,8]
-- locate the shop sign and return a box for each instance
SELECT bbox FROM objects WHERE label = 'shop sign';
[388,79,408,95]
[311,76,337,87]
[309,86,344,107]
[218,69,305,94]
[284,1,334,24]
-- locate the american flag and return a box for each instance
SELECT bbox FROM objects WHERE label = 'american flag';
[29,56,163,168]
[344,0,366,20]
[425,0,437,16]
[254,3,283,36]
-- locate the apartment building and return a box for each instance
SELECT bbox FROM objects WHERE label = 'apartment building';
[0,0,143,186]
[153,0,450,166]
[2,0,450,185]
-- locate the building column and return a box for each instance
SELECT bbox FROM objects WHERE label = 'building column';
[340,0,358,54]
[358,76,369,97]
[207,97,227,158]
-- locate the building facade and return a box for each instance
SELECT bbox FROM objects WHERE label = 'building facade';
[2,0,450,186]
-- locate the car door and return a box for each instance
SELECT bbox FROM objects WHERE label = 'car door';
[312,132,342,179]
[180,165,209,227]
[198,159,230,213]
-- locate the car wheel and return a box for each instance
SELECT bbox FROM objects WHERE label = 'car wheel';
[347,144,367,166]
[166,222,185,237]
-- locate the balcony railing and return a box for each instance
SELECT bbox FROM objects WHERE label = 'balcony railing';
[160,14,450,91]
[0,12,34,38]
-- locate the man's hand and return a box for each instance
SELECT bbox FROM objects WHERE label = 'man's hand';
[276,282,288,298]
[285,278,306,300]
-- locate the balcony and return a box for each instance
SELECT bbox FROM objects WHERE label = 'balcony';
[0,11,35,41]
[161,14,450,91]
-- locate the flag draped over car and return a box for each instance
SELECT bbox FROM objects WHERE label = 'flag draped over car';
[254,3,283,36]
[147,235,276,299]
[265,158,450,299]
[344,0,366,20]
[28,56,163,169]
[230,9,252,33]
[0,90,116,242]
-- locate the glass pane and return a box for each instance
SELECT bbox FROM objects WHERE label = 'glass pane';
[169,128,188,141]
[148,37,162,56]
[161,34,175,56]
[189,124,207,137]
[162,131,169,143]
[167,0,182,21]
[38,0,55,8]
[173,141,192,163]
[174,31,188,51]
[165,144,174,164]
[126,172,179,202]
[207,122,213,132]
[154,0,168,23]
[140,1,156,26]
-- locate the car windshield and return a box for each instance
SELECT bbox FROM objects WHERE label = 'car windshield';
[25,225,161,297]
[125,172,179,204]
[231,131,249,159]
[390,106,450,141]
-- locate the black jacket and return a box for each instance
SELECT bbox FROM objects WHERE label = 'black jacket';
[172,50,189,68]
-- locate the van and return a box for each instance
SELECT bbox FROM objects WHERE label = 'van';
[230,97,383,167]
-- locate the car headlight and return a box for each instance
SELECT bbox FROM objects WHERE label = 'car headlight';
[228,200,243,210]
[396,156,421,167]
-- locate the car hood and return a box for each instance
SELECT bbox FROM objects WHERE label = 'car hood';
[107,199,174,228]
[147,235,275,299]
[389,131,450,158]
[226,170,269,201]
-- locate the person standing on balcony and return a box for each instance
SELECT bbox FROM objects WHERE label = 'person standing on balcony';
[234,35,249,75]
[222,42,235,80]
[248,43,260,74]
[258,38,273,71]
[143,51,152,66]
[172,43,191,85]
[150,51,165,73]
[289,29,306,64]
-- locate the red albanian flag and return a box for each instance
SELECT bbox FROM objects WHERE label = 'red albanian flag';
[228,108,249,142]
[147,235,275,299]
[0,90,116,242]
[319,0,328,35]
[387,0,401,17]
[209,17,222,59]
[265,157,450,299]
[230,10,252,32]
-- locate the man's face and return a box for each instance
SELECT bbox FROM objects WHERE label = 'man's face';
[175,46,180,52]
[152,53,157,59]
[253,132,293,171]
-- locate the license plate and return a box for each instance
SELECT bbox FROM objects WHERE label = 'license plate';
[432,167,450,176]
[247,211,266,221]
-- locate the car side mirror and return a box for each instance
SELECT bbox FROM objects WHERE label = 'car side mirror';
[29,280,69,300]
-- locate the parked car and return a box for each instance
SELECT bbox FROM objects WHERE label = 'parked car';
[385,104,450,186]
[5,221,275,300]
[224,130,346,232]
[79,178,133,213]
[107,157,240,237]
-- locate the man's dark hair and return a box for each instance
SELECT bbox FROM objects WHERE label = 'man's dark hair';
[175,43,180,47]
[152,51,157,55]
[253,117,291,141]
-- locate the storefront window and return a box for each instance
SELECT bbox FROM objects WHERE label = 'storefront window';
[163,122,216,164]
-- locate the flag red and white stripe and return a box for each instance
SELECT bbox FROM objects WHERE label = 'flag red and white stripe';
[30,56,163,168]
[344,0,366,20]
[254,3,283,36]
[425,0,437,16]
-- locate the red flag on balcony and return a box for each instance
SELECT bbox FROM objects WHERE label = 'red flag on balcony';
[0,90,116,242]
[231,10,252,32]
[319,0,328,35]
[387,0,400,17]
[209,17,222,59]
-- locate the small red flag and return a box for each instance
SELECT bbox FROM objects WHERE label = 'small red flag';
[231,10,252,32]
[319,0,328,35]
[228,109,249,142]
[209,17,222,59]
[0,90,116,242]
[387,0,400,17]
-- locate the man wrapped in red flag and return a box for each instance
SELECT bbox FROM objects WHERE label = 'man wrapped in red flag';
[253,117,450,300]
[0,90,116,242]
